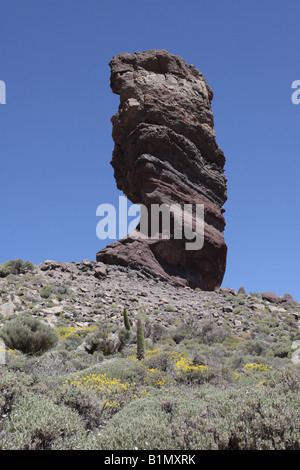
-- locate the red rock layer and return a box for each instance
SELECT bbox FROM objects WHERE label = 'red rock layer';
[97,50,227,290]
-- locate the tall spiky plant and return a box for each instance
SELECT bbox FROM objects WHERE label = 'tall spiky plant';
[123,307,131,331]
[136,318,145,361]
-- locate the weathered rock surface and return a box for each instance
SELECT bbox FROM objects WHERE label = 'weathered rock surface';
[282,293,295,306]
[262,291,282,304]
[97,50,227,290]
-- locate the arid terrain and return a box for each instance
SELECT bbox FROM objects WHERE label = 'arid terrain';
[0,259,299,450]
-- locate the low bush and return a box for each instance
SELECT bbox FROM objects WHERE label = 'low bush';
[0,369,32,420]
[90,385,300,450]
[85,329,121,356]
[0,259,35,278]
[0,393,91,450]
[55,384,105,431]
[118,327,132,348]
[169,322,189,344]
[143,349,175,373]
[0,315,59,355]
[241,340,270,356]
[197,320,229,345]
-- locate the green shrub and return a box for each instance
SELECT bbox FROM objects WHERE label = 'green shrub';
[265,364,300,392]
[90,385,300,450]
[176,364,215,385]
[55,385,105,431]
[233,306,243,314]
[170,322,189,344]
[0,369,32,420]
[17,349,103,376]
[143,350,175,373]
[197,320,229,345]
[143,368,173,388]
[118,327,131,348]
[0,393,91,450]
[241,340,270,356]
[85,329,120,356]
[150,323,167,342]
[223,334,244,351]
[272,343,291,358]
[40,286,52,299]
[90,396,173,450]
[0,315,59,355]
[0,259,34,277]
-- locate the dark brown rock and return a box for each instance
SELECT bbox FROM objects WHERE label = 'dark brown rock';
[262,291,281,304]
[94,262,107,279]
[238,287,246,295]
[281,293,295,306]
[97,50,227,290]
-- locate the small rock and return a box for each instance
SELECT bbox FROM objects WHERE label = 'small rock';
[220,288,237,295]
[238,287,246,295]
[250,303,266,311]
[268,306,287,313]
[77,341,88,351]
[0,300,16,317]
[39,260,60,271]
[223,305,233,313]
[76,322,89,328]
[281,293,295,306]
[94,262,107,279]
[42,306,63,315]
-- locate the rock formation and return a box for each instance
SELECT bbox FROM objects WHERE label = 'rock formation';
[97,50,227,290]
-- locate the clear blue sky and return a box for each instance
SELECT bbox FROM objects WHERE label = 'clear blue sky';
[0,0,299,300]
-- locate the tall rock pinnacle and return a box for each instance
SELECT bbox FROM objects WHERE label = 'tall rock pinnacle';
[97,50,227,290]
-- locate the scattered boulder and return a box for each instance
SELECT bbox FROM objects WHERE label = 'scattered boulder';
[262,291,281,304]
[220,288,237,296]
[250,303,266,311]
[94,262,107,279]
[42,306,64,315]
[238,287,246,294]
[281,293,295,306]
[39,260,60,271]
[223,305,234,313]
[0,300,16,317]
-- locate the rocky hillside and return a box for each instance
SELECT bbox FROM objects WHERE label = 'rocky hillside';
[0,259,299,352]
[0,259,299,450]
